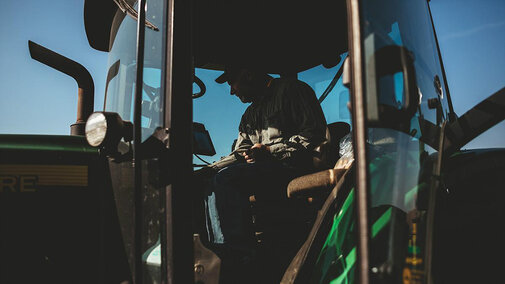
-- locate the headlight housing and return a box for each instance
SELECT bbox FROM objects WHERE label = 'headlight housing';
[85,112,132,153]
[85,112,108,147]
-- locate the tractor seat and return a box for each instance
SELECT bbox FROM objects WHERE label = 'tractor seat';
[287,167,348,199]
[249,121,351,228]
[248,122,351,281]
[250,121,351,209]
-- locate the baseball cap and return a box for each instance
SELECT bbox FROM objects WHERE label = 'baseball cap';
[215,66,242,84]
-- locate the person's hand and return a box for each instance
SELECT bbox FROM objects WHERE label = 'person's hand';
[243,143,271,163]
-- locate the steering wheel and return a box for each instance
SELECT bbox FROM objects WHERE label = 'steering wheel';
[193,76,206,99]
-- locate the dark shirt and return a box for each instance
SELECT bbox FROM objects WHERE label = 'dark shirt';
[213,78,327,171]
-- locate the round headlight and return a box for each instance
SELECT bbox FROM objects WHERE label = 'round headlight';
[85,112,108,147]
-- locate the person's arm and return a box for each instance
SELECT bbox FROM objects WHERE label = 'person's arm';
[268,81,327,159]
[234,130,254,153]
[210,125,253,169]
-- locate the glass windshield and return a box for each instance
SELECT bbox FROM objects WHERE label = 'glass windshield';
[193,68,248,164]
[102,1,167,283]
[105,0,164,142]
[310,0,451,283]
[299,53,351,126]
[360,0,449,282]
[362,0,450,133]
[309,130,436,284]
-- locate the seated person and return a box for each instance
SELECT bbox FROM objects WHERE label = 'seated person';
[203,66,327,283]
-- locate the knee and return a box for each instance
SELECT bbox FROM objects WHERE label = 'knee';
[214,165,244,185]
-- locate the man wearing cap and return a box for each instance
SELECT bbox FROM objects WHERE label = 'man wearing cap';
[204,66,327,283]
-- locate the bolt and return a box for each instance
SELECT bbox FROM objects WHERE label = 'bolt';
[194,264,204,275]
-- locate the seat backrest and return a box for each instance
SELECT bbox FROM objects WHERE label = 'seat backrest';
[313,122,351,170]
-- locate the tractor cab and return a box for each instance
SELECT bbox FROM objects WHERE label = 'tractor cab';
[77,0,505,283]
[83,0,351,282]
[2,0,505,283]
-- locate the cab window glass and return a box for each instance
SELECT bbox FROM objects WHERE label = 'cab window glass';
[105,0,164,142]
[102,1,167,282]
[358,0,450,281]
[362,0,450,128]
[193,68,247,164]
[299,53,351,126]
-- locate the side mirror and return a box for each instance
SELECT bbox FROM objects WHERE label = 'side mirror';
[85,112,133,155]
[366,45,419,130]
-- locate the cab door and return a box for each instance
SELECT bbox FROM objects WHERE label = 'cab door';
[99,0,195,282]
[128,0,194,282]
[348,0,452,282]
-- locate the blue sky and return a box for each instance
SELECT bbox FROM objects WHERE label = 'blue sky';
[0,0,107,135]
[1,0,504,150]
[430,0,505,148]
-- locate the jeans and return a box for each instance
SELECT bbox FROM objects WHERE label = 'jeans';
[204,160,299,282]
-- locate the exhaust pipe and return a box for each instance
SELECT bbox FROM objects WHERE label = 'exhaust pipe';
[28,40,95,136]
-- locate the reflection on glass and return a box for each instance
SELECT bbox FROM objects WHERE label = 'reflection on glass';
[359,0,449,281]
[105,0,164,142]
[312,0,450,282]
[310,129,435,284]
[102,1,166,283]
[362,0,450,129]
[366,129,433,283]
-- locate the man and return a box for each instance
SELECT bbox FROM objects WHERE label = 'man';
[204,66,327,283]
